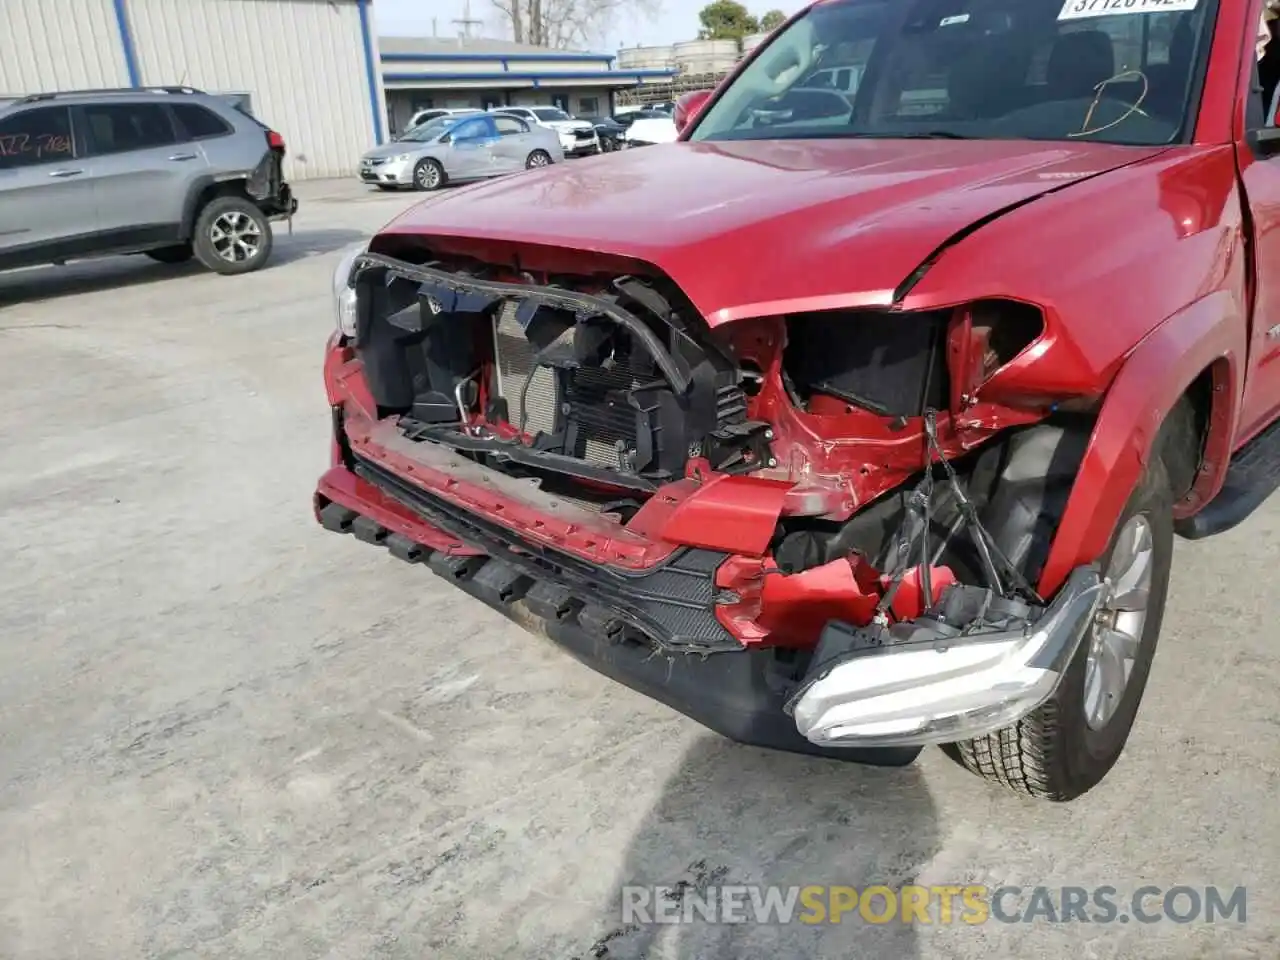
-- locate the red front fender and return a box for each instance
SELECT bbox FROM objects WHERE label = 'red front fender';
[1037,291,1243,595]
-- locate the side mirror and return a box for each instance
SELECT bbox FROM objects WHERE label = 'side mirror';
[1249,124,1280,157]
[674,90,714,135]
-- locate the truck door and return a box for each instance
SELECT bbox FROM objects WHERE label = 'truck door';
[1238,24,1280,438]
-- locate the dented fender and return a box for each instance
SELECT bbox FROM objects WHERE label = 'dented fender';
[1037,291,1243,595]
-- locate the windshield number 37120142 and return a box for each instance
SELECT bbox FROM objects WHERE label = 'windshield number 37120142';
[1057,0,1200,21]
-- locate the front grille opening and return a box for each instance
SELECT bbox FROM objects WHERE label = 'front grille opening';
[351,255,767,496]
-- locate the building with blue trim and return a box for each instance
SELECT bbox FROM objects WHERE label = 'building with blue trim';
[379,37,679,133]
[1,0,677,177]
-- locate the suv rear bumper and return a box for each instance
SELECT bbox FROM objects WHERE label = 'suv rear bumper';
[315,463,919,767]
[259,184,297,220]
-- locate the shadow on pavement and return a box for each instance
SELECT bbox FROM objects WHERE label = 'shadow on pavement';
[0,227,366,306]
[269,227,368,266]
[575,737,937,960]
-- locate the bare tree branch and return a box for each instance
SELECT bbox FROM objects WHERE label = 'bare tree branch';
[489,0,661,49]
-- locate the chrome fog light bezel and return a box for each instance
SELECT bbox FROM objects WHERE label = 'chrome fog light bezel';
[788,567,1105,749]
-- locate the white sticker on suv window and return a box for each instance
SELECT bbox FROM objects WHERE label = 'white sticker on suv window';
[1058,0,1198,20]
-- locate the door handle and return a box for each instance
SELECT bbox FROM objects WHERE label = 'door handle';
[168,153,198,161]
[48,169,83,178]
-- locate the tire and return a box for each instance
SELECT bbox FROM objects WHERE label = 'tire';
[192,196,273,276]
[413,158,445,191]
[942,456,1174,801]
[526,150,552,169]
[145,243,193,264]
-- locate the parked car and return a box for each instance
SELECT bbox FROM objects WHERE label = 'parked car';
[621,113,678,146]
[358,113,562,191]
[0,86,295,275]
[618,102,675,118]
[318,0,1280,803]
[402,107,483,135]
[583,115,629,151]
[490,106,599,156]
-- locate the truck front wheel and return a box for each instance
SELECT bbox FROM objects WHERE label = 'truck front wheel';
[942,457,1174,801]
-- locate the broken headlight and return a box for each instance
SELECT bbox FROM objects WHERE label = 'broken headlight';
[947,300,1044,408]
[333,241,367,338]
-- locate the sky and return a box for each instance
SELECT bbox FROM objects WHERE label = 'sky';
[373,0,807,51]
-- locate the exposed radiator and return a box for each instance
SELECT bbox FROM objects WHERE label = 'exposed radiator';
[491,301,639,469]
[564,365,638,467]
[493,301,558,437]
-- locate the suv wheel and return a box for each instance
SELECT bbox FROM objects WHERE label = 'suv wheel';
[146,244,193,264]
[942,457,1173,801]
[193,197,273,275]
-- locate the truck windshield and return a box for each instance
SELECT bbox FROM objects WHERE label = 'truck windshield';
[689,0,1215,146]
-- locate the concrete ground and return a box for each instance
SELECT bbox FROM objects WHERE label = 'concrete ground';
[0,178,1276,960]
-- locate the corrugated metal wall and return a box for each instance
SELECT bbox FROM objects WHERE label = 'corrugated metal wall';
[127,0,380,179]
[0,0,129,97]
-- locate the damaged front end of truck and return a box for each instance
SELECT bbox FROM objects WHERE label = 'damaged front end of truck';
[316,238,1111,763]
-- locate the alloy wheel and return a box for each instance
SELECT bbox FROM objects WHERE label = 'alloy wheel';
[209,211,263,264]
[1084,514,1154,729]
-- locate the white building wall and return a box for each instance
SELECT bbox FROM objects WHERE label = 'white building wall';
[126,0,382,179]
[0,0,129,98]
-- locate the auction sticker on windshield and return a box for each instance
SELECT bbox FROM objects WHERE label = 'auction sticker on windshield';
[1058,0,1198,20]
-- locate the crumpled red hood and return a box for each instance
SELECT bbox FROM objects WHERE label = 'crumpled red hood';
[383,138,1167,323]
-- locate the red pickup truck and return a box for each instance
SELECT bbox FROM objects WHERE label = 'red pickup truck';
[317,0,1280,802]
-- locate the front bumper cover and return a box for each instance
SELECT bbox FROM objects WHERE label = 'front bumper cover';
[319,393,1104,756]
[359,158,412,184]
[316,463,920,767]
[560,133,599,155]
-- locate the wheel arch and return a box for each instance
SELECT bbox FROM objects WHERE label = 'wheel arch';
[180,176,253,240]
[1036,292,1243,595]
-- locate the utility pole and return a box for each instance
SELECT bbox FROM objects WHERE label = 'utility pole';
[451,0,483,39]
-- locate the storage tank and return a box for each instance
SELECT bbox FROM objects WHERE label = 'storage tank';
[741,33,766,55]
[673,38,738,75]
[617,45,674,70]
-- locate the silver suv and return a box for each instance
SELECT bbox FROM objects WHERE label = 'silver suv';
[0,86,297,276]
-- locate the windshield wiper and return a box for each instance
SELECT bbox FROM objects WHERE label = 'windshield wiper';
[893,130,972,140]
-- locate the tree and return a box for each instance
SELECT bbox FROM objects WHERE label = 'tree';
[489,0,656,48]
[759,8,786,30]
[697,0,758,41]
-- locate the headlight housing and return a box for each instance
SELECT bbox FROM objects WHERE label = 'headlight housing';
[332,241,366,338]
[388,153,411,162]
